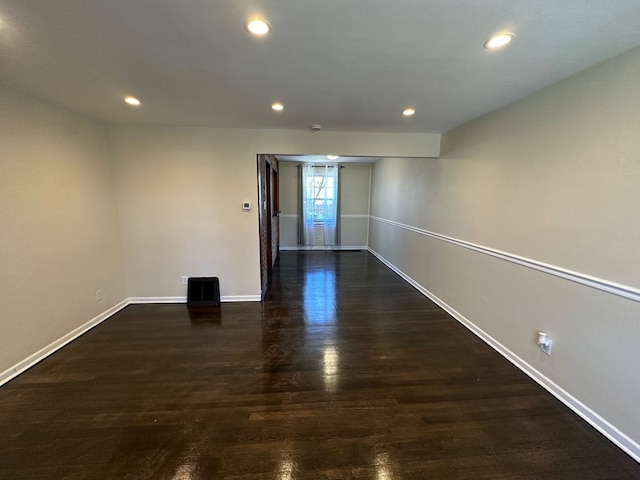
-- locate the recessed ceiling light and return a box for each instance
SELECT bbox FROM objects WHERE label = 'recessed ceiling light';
[326,155,339,160]
[402,107,415,117]
[124,96,141,106]
[246,18,270,36]
[484,33,515,50]
[271,102,284,111]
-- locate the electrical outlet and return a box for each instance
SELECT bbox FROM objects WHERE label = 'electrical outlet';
[181,276,188,286]
[537,332,552,355]
[96,289,103,302]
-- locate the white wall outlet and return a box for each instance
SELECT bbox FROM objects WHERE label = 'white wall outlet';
[242,201,251,211]
[537,332,552,355]
[181,276,188,286]
[96,289,103,302]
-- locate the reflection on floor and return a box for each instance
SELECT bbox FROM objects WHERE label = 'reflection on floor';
[1,251,639,479]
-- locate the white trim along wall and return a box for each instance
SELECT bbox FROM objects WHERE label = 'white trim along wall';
[371,216,640,303]
[0,299,129,387]
[279,214,369,251]
[368,218,640,462]
[0,295,261,387]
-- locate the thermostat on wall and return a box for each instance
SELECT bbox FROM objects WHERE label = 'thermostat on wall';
[242,201,251,211]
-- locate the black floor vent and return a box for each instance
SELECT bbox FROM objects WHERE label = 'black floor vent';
[187,277,220,307]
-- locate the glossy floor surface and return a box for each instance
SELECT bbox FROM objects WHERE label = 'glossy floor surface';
[1,251,639,479]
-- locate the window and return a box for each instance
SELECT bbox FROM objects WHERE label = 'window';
[305,172,336,223]
[300,164,339,246]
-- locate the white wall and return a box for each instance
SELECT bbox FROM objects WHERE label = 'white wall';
[108,126,262,300]
[369,46,640,459]
[340,164,371,248]
[279,163,372,249]
[108,126,439,299]
[0,86,126,379]
[0,94,438,378]
[278,162,299,247]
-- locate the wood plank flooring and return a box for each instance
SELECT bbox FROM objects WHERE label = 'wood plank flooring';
[1,251,639,479]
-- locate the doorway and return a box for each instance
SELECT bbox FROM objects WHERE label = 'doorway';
[257,154,280,298]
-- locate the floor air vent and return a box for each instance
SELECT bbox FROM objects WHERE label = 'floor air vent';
[187,277,220,307]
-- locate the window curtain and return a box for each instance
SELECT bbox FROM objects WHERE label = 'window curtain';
[298,164,340,246]
[319,165,339,246]
[301,164,316,245]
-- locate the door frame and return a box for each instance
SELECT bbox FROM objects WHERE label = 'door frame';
[257,154,279,298]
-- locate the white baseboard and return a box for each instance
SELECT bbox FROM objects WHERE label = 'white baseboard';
[279,246,368,251]
[128,296,186,304]
[0,299,129,387]
[128,295,261,303]
[279,214,369,219]
[368,247,640,463]
[0,292,263,387]
[220,295,262,302]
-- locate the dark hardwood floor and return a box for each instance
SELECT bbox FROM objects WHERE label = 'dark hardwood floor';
[1,251,639,479]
